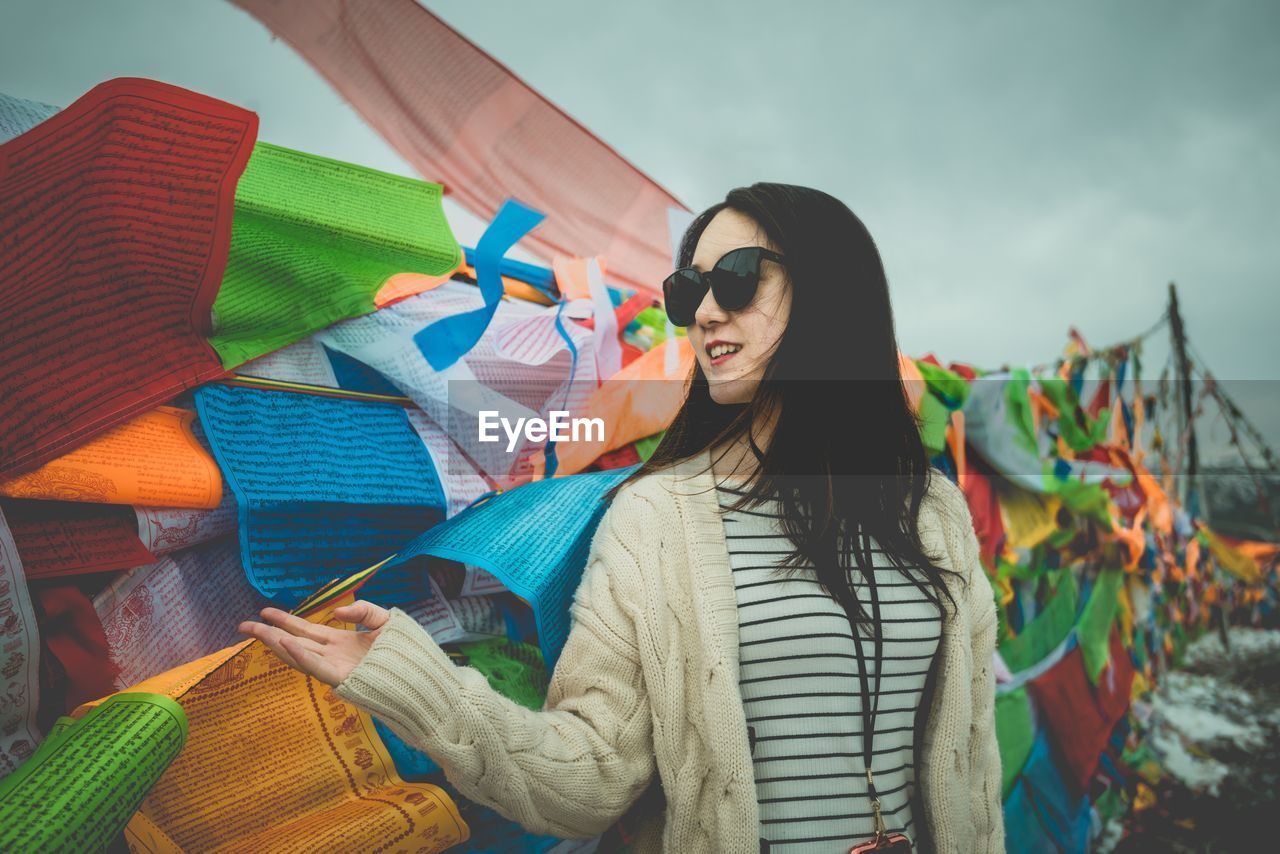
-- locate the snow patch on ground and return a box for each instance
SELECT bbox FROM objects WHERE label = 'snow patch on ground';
[1148,723,1231,796]
[1146,628,1280,796]
[1097,626,1280,851]
[1157,672,1267,748]
[1183,626,1280,666]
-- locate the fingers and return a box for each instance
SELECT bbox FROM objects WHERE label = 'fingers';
[238,620,339,684]
[332,600,391,631]
[237,619,307,669]
[257,607,340,644]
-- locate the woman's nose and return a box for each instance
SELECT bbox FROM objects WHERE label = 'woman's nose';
[694,283,729,327]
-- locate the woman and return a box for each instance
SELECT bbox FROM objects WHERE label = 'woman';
[239,183,1004,853]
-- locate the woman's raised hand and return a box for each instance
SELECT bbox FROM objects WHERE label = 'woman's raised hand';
[237,600,392,688]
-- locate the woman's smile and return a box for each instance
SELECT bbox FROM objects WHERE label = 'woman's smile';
[709,350,738,368]
[707,339,743,367]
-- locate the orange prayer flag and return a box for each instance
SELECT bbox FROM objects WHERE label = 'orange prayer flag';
[899,353,925,414]
[1027,387,1060,431]
[1105,445,1174,536]
[946,409,967,486]
[1185,538,1201,580]
[373,263,461,307]
[0,406,222,509]
[552,255,595,302]
[1215,535,1280,565]
[531,336,695,479]
[1108,505,1146,573]
[452,261,556,305]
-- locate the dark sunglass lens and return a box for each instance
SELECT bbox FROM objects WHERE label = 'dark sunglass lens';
[663,268,706,326]
[712,247,763,311]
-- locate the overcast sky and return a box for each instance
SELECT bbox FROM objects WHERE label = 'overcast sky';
[2,0,1276,458]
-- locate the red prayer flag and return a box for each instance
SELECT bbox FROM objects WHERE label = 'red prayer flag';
[33,583,120,713]
[229,0,687,298]
[1086,375,1112,419]
[0,78,256,477]
[960,457,1006,568]
[3,499,155,579]
[588,443,643,472]
[1029,627,1135,797]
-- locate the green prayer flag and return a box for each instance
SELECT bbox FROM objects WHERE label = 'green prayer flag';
[999,571,1079,673]
[634,306,684,344]
[456,637,550,711]
[1094,785,1126,823]
[918,391,952,455]
[0,693,187,851]
[1004,368,1039,455]
[914,360,971,409]
[1045,523,1076,549]
[1077,569,1123,683]
[1055,478,1115,529]
[1037,375,1098,452]
[209,142,462,368]
[1090,406,1112,445]
[998,554,1040,584]
[995,686,1035,800]
[634,431,665,462]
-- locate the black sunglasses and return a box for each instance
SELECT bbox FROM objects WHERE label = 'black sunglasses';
[662,246,785,327]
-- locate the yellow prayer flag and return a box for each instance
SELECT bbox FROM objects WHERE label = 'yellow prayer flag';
[995,482,1061,549]
[73,587,468,852]
[1202,527,1263,585]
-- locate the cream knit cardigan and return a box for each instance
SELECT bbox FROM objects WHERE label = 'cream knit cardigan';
[335,450,1005,853]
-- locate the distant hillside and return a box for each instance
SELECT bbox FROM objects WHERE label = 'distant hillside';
[1196,464,1280,541]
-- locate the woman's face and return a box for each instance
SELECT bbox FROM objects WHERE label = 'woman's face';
[685,209,792,405]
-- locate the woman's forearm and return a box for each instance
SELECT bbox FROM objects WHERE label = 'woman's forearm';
[335,570,655,838]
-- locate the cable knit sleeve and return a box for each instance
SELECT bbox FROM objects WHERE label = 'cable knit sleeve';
[949,484,1006,854]
[332,493,656,840]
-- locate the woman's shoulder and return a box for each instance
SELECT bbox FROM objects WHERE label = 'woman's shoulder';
[583,469,688,606]
[915,470,983,586]
[915,470,971,532]
[594,462,685,529]
[604,464,693,520]
[592,464,700,565]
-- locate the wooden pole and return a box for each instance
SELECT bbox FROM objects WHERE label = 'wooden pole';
[1167,282,1200,510]
[1169,282,1230,647]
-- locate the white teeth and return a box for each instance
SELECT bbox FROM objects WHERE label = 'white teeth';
[709,343,742,359]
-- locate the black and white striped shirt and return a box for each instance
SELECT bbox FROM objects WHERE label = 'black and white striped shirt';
[716,482,942,852]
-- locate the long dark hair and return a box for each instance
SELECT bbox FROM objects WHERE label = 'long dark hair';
[605,182,962,632]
